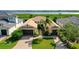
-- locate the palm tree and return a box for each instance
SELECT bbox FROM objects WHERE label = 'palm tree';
[44,17,52,35]
[37,16,53,35]
[37,20,46,35]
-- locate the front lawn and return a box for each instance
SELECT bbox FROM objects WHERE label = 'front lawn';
[32,38,56,49]
[0,40,17,49]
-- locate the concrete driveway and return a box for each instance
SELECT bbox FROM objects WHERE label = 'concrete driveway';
[13,36,33,49]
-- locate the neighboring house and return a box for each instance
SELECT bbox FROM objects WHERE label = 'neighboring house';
[0,14,23,35]
[56,16,79,27]
[21,16,60,36]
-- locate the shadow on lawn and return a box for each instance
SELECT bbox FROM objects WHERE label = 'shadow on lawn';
[32,39,42,44]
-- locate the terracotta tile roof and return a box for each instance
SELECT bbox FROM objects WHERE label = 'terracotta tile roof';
[23,16,60,30]
[23,16,46,28]
[23,19,37,28]
[33,16,46,23]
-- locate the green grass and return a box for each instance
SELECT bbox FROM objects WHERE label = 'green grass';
[16,14,79,21]
[0,40,17,49]
[32,38,55,49]
[16,14,32,21]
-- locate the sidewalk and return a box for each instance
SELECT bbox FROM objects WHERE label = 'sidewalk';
[53,36,67,49]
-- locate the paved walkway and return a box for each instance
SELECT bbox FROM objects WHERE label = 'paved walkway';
[13,36,41,49]
[53,36,67,49]
[13,36,33,49]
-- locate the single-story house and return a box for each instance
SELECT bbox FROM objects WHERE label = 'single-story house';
[21,16,45,36]
[0,14,23,35]
[21,16,60,36]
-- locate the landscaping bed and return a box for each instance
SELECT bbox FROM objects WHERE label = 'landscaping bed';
[32,37,56,49]
[65,41,79,49]
[0,29,23,49]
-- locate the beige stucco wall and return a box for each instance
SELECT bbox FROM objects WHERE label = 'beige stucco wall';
[7,22,23,35]
[7,26,16,35]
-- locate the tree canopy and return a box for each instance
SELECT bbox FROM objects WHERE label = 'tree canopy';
[58,22,79,42]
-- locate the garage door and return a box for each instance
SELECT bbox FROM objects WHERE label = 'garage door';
[22,30,33,36]
[1,30,7,35]
[51,30,57,35]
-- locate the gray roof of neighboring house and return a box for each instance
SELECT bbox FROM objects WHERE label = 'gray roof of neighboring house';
[0,12,16,29]
[0,20,15,29]
[68,16,79,25]
[0,12,16,22]
[56,16,79,26]
[0,12,23,29]
[0,12,16,20]
[0,13,17,29]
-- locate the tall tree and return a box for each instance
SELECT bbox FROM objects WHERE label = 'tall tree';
[58,22,79,43]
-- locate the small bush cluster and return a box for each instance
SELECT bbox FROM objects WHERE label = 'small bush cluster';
[33,29,40,37]
[6,29,23,43]
[32,38,42,44]
[67,43,79,49]
[58,23,79,49]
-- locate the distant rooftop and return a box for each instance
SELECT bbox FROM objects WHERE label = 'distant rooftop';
[0,12,17,29]
[0,20,15,29]
[56,16,79,26]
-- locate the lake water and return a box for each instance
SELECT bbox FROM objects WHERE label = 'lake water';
[0,10,79,14]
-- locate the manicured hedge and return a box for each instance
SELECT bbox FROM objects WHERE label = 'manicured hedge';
[6,29,23,42]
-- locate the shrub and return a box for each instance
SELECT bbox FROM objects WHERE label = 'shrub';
[6,29,23,42]
[53,17,57,22]
[67,43,79,49]
[12,29,23,39]
[32,38,42,44]
[61,36,67,42]
[43,36,53,39]
[50,42,56,48]
[33,29,40,37]
[43,31,50,36]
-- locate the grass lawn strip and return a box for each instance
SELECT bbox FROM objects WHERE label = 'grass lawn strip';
[0,39,17,49]
[32,38,55,49]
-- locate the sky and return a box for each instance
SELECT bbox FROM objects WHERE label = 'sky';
[0,0,79,10]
